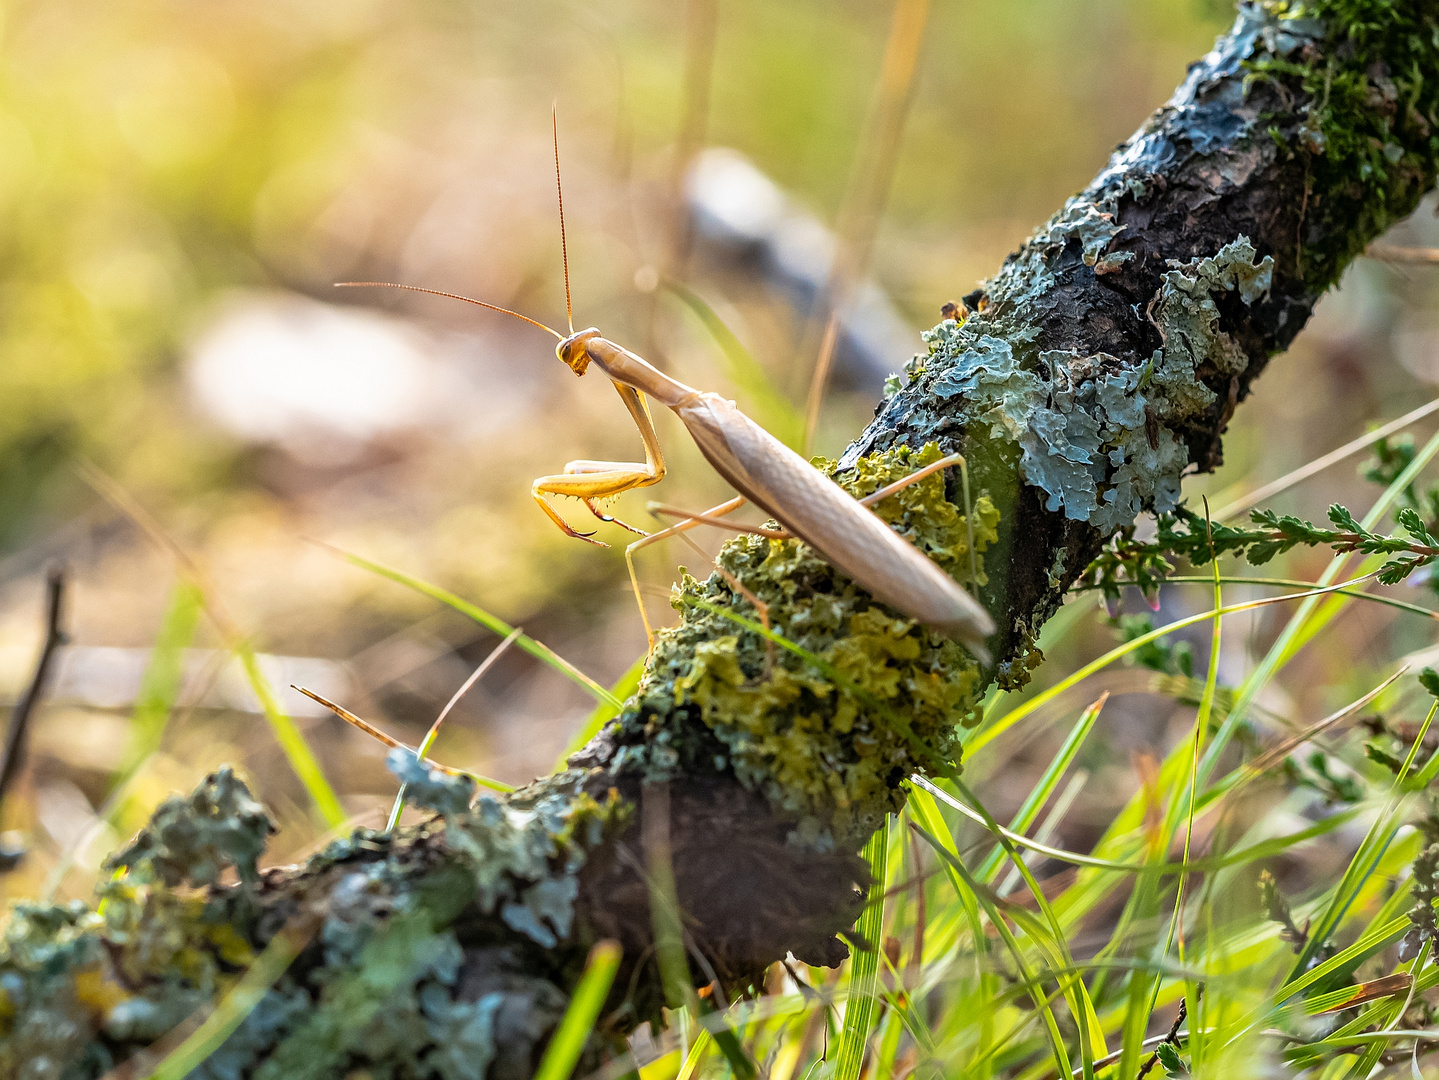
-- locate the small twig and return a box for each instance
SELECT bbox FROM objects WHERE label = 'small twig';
[1367,245,1439,264]
[1137,994,1190,1078]
[387,626,522,830]
[0,566,68,856]
[292,685,508,790]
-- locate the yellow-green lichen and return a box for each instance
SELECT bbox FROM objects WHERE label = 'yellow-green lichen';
[615,443,997,850]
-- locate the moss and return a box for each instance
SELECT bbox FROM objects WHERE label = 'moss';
[1253,0,1439,283]
[612,443,994,850]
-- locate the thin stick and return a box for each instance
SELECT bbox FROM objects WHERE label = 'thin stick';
[673,527,775,675]
[1366,245,1439,264]
[388,626,522,830]
[417,626,523,760]
[856,452,962,507]
[0,566,67,826]
[293,686,510,792]
[334,282,562,340]
[628,496,747,646]
[665,0,720,275]
[802,313,842,454]
[553,105,574,335]
[293,686,408,751]
[800,0,933,453]
[1213,394,1439,520]
[1240,666,1407,778]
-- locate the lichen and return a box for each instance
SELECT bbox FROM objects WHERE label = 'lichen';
[388,748,478,817]
[1031,198,1126,267]
[856,0,1438,550]
[104,766,276,889]
[609,443,994,850]
[1147,236,1274,420]
[867,232,1274,536]
[0,766,632,1080]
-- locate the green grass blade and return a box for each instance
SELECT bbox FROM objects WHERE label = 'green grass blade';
[1404,699,1439,788]
[235,643,345,828]
[1278,690,1434,981]
[954,778,1104,1073]
[675,1026,712,1080]
[834,818,890,1080]
[141,917,314,1080]
[1101,576,1439,622]
[1277,915,1411,1009]
[912,821,1074,1078]
[333,547,621,710]
[665,280,804,449]
[1149,560,1222,1070]
[977,597,1099,727]
[699,1000,757,1080]
[1196,426,1439,792]
[907,789,997,1077]
[120,578,203,779]
[531,940,623,1080]
[914,774,1355,877]
[976,694,1107,884]
[557,653,646,769]
[968,578,1372,756]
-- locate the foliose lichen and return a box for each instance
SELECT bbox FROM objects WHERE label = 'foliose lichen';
[607,443,996,850]
[104,766,276,888]
[388,748,478,817]
[897,232,1271,535]
[1145,236,1274,425]
[850,0,1438,555]
[0,764,632,1080]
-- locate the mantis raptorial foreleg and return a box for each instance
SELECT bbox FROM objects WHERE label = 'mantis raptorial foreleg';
[625,453,971,646]
[531,380,666,546]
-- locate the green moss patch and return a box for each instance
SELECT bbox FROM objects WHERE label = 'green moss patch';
[615,443,996,850]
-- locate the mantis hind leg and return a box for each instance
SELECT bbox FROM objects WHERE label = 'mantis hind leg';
[855,451,965,508]
[630,453,971,643]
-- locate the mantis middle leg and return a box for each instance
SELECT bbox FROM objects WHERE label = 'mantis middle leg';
[626,453,970,646]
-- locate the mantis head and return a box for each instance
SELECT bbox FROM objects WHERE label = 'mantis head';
[557,327,602,375]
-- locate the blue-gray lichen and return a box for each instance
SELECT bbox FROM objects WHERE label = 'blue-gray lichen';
[857,230,1273,535]
[0,766,630,1080]
[388,748,478,817]
[897,234,1272,534]
[841,3,1328,537]
[104,765,276,888]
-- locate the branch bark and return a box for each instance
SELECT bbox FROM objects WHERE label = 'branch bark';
[4,5,1438,1079]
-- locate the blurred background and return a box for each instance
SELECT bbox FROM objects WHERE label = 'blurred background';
[0,0,1436,906]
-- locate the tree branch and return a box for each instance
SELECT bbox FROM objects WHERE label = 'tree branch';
[3,5,1437,1078]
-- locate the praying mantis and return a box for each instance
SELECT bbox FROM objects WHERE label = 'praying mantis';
[341,117,994,658]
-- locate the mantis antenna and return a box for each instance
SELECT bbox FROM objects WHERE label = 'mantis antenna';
[334,282,563,341]
[553,104,574,335]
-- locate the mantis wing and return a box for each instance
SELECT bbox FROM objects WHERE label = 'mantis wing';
[674,392,995,658]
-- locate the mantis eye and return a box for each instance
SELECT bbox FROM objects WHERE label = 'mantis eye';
[557,329,600,375]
